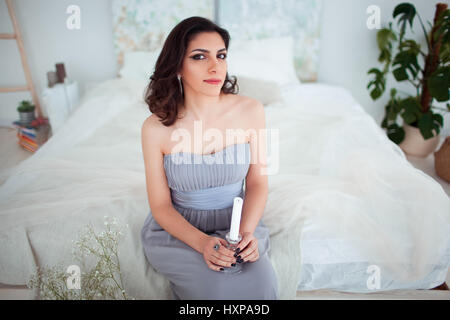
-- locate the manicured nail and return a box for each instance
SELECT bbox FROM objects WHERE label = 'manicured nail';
[237,255,241,259]
[235,248,240,253]
[231,263,236,267]
[233,253,238,257]
[220,268,224,271]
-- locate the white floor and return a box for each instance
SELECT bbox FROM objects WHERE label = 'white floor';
[0,127,449,300]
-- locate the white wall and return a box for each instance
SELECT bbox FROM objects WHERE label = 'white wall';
[0,0,117,122]
[1,0,449,134]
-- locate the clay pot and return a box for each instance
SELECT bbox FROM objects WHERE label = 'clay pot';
[399,123,440,158]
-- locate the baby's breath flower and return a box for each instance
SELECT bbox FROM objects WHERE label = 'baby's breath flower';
[27,216,133,300]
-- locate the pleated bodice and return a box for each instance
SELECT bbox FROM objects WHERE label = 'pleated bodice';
[163,142,251,211]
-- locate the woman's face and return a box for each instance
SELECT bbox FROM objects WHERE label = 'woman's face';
[180,31,227,97]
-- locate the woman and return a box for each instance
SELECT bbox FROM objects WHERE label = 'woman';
[140,16,278,300]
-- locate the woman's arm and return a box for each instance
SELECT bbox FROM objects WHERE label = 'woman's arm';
[239,101,269,235]
[151,204,209,254]
[141,115,209,254]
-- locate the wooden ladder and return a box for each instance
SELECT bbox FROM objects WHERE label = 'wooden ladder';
[0,0,42,118]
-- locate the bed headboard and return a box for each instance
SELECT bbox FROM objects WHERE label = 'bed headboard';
[112,0,322,82]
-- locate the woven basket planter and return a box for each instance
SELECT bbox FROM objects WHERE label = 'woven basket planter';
[434,136,450,183]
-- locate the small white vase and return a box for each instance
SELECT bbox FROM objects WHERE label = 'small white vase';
[399,123,440,158]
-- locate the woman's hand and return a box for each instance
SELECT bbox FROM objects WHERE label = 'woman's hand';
[235,232,259,263]
[201,236,236,272]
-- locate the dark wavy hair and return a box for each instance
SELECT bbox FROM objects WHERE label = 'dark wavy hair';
[143,16,239,126]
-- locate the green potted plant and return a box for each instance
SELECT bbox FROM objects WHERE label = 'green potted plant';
[17,100,36,126]
[367,2,449,157]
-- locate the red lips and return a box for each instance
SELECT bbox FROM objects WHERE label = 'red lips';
[204,78,221,84]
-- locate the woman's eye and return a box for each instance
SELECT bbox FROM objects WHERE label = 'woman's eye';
[191,53,227,60]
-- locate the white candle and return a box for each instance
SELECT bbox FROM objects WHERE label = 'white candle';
[229,197,243,241]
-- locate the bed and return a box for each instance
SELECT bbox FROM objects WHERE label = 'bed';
[1,3,450,296]
[1,36,449,299]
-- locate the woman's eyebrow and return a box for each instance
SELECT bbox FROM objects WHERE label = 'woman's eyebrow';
[190,48,227,53]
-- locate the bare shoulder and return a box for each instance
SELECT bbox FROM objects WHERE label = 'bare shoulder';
[141,114,168,153]
[143,113,163,126]
[236,95,263,112]
[142,114,166,135]
[235,95,265,126]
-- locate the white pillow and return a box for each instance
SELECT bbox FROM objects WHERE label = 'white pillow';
[227,36,301,88]
[118,49,161,83]
[119,36,301,89]
[236,75,283,106]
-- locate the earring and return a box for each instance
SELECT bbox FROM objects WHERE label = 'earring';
[177,74,183,96]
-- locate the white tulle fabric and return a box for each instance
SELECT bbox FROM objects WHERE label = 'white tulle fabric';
[0,78,448,299]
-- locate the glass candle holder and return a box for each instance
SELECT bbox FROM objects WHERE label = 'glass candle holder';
[220,231,243,274]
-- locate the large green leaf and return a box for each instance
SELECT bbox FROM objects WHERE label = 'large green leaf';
[401,110,416,124]
[392,67,408,81]
[378,49,391,64]
[377,28,397,50]
[367,68,386,100]
[428,66,450,102]
[377,28,397,64]
[399,96,421,123]
[418,112,442,139]
[392,50,420,81]
[386,100,397,121]
[386,123,405,144]
[433,113,444,127]
[393,3,416,34]
[439,41,450,64]
[418,113,433,139]
[399,39,420,54]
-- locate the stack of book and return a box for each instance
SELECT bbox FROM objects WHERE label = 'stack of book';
[12,118,51,153]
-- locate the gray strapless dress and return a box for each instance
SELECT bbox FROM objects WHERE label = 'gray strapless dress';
[141,142,278,300]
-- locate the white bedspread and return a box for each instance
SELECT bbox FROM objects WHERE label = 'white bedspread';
[0,78,449,299]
